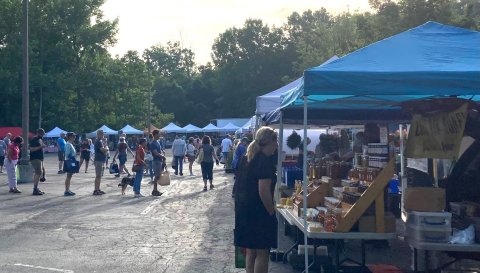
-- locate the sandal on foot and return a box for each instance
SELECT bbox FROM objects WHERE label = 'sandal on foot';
[210,184,214,190]
[203,186,208,191]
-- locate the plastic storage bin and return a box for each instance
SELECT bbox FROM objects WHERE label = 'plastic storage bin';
[406,224,451,243]
[407,211,451,227]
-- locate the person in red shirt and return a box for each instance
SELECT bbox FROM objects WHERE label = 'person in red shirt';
[5,136,23,193]
[133,138,147,197]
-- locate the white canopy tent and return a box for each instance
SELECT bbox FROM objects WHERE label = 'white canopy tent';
[161,122,187,133]
[45,127,67,138]
[220,122,240,133]
[182,124,202,133]
[202,123,222,133]
[119,124,144,135]
[235,116,255,134]
[86,125,118,138]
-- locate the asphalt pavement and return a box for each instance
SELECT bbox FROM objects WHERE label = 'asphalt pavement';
[0,151,294,273]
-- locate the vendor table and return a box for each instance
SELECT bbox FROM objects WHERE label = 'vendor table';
[278,208,396,273]
[409,240,480,273]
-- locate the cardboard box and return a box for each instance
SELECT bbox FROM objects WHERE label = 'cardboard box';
[359,213,396,233]
[404,187,445,212]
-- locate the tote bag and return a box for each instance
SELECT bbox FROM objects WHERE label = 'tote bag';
[196,149,204,164]
[158,171,171,186]
[64,158,80,173]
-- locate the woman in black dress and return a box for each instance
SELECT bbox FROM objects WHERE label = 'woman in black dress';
[234,126,278,273]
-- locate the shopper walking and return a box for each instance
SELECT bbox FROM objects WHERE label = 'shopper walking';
[93,130,108,195]
[113,137,135,177]
[172,135,186,176]
[5,136,23,193]
[186,137,197,176]
[133,138,147,197]
[57,132,66,174]
[30,128,46,196]
[63,132,77,196]
[79,138,91,173]
[199,135,219,191]
[221,135,233,167]
[234,127,278,273]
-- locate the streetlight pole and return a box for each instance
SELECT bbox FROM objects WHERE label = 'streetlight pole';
[18,0,32,183]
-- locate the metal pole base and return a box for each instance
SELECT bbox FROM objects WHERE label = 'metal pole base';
[17,159,33,183]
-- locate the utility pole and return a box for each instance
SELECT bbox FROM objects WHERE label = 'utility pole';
[18,0,33,183]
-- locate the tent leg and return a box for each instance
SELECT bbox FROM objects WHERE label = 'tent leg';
[302,96,309,273]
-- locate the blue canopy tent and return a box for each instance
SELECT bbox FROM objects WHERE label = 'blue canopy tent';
[303,22,480,96]
[273,22,480,271]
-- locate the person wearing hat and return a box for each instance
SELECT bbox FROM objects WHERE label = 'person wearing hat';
[63,132,77,196]
[30,128,46,195]
[231,137,250,198]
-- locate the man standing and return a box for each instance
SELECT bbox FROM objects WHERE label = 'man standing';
[3,133,11,146]
[221,135,233,166]
[57,132,66,174]
[30,128,46,195]
[93,129,108,195]
[150,130,164,196]
[171,135,186,176]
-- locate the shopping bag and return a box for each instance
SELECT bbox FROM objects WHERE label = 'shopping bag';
[235,246,246,268]
[219,155,226,164]
[109,162,119,174]
[64,158,80,173]
[196,149,204,164]
[158,171,170,186]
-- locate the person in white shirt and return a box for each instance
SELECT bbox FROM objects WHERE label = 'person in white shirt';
[221,135,233,166]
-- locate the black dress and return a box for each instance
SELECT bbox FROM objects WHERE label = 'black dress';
[234,152,277,249]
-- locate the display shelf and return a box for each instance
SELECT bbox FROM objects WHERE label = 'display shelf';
[335,159,394,232]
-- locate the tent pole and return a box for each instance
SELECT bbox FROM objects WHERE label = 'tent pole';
[275,110,284,261]
[399,124,407,221]
[302,96,309,273]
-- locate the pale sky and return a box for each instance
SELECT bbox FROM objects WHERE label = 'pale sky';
[101,0,370,65]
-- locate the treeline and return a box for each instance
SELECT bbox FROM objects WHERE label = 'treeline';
[0,0,479,133]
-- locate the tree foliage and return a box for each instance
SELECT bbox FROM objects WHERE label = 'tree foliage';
[0,0,479,132]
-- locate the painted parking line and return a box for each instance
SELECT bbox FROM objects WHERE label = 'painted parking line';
[13,263,74,273]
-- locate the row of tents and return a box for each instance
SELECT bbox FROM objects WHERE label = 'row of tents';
[44,120,256,138]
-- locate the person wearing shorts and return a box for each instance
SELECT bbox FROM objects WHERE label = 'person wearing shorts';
[150,130,164,196]
[30,128,46,195]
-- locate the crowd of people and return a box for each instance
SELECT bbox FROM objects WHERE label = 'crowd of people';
[0,128,258,197]
[1,126,280,273]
